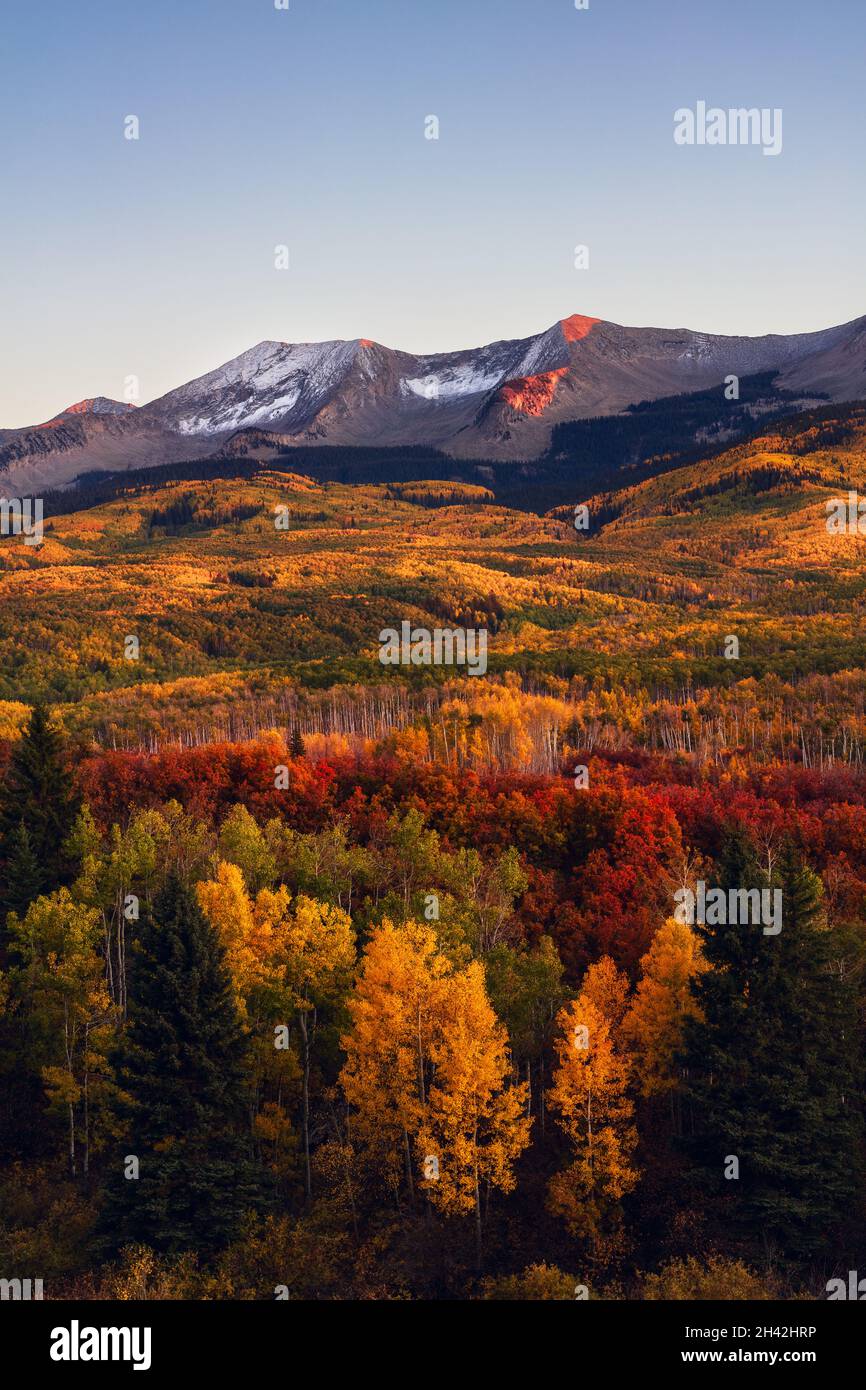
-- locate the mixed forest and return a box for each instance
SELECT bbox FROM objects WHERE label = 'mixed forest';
[1,398,865,1300]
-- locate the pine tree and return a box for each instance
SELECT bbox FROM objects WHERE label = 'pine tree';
[1,822,46,926]
[102,874,262,1255]
[0,703,79,917]
[682,832,863,1258]
[290,726,305,760]
[750,846,862,1249]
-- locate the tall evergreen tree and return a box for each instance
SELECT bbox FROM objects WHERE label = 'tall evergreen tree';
[1,822,46,923]
[290,725,306,759]
[747,847,863,1248]
[102,875,262,1255]
[0,702,79,918]
[682,831,863,1259]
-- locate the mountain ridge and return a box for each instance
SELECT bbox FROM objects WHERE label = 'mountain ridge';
[2,311,864,494]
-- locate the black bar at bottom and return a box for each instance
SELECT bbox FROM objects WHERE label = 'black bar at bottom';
[2,1296,859,1376]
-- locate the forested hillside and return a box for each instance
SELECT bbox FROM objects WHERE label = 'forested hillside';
[1,400,865,1300]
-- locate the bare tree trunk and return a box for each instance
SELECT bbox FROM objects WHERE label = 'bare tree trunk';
[474,1149,483,1270]
[299,1010,312,1201]
[83,1022,90,1179]
[64,1002,76,1178]
[416,1004,426,1108]
[404,1128,416,1207]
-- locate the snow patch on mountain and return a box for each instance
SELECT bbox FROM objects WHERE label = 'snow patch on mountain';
[401,364,504,400]
[6,311,865,489]
[164,339,362,435]
[400,324,567,402]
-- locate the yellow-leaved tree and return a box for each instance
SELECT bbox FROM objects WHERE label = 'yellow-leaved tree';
[578,954,630,1030]
[621,916,707,1102]
[419,960,531,1264]
[273,892,355,1199]
[340,919,449,1200]
[197,864,354,1198]
[546,990,638,1257]
[3,889,118,1177]
[340,919,529,1260]
[197,860,276,1008]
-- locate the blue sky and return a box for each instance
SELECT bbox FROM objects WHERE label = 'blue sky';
[1,0,864,425]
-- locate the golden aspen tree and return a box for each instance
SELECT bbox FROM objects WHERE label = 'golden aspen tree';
[340,919,449,1202]
[197,866,294,1184]
[198,868,353,1199]
[546,994,638,1253]
[621,917,707,1098]
[5,890,117,1177]
[418,960,530,1265]
[341,922,529,1256]
[578,955,630,1030]
[273,894,355,1200]
[196,860,276,1009]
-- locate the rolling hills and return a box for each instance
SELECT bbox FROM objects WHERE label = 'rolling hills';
[1,398,864,769]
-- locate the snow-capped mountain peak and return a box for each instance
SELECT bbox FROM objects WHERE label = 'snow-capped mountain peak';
[3,310,865,493]
[148,338,363,436]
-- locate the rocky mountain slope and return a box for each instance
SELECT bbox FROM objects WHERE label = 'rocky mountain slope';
[2,312,864,493]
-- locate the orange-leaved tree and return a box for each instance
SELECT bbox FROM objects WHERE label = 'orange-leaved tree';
[419,960,531,1264]
[340,919,529,1259]
[547,989,638,1257]
[340,919,450,1201]
[621,916,707,1102]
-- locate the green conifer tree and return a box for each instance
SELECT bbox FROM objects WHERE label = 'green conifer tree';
[1,822,46,928]
[0,702,79,914]
[103,875,262,1254]
[290,725,306,759]
[682,831,862,1258]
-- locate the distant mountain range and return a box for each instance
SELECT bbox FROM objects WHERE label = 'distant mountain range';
[2,311,865,493]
